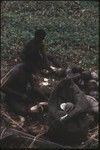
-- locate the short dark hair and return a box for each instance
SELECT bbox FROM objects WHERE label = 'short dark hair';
[35,29,46,38]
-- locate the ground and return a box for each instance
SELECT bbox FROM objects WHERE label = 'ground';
[1,1,99,77]
[1,1,99,149]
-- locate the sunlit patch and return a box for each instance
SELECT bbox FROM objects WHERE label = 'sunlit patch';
[39,78,50,86]
[50,65,56,71]
[19,116,25,122]
[40,81,49,86]
[50,66,63,73]
[44,78,49,82]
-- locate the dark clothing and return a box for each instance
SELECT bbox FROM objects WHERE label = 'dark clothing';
[21,39,49,70]
[47,114,89,146]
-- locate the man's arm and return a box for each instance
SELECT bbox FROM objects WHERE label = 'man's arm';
[21,40,34,62]
[29,75,48,101]
[40,45,54,72]
[0,87,27,100]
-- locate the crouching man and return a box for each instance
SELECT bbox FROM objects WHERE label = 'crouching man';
[47,77,98,146]
[1,63,47,118]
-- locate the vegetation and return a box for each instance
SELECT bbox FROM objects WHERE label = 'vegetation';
[1,1,99,75]
[1,1,99,148]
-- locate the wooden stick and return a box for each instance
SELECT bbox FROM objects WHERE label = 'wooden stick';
[1,68,14,87]
[2,128,67,148]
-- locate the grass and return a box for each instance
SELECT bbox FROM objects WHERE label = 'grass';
[1,1,99,76]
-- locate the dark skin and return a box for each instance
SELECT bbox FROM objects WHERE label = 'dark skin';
[1,63,47,116]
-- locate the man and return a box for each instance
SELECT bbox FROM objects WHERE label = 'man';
[1,63,47,117]
[21,29,52,72]
[47,77,98,145]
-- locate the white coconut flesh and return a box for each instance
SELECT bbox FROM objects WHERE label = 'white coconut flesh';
[44,78,49,82]
[30,105,38,112]
[39,81,49,86]
[60,114,68,121]
[50,65,57,71]
[30,102,48,112]
[60,103,67,111]
[39,78,50,86]
[39,102,48,105]
[60,102,74,112]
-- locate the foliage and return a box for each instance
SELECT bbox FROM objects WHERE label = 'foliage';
[1,1,99,76]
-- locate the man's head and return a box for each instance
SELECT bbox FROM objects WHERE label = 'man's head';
[35,29,46,41]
